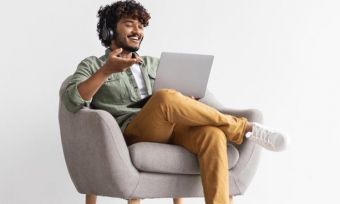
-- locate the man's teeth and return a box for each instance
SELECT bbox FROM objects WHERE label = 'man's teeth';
[129,36,139,40]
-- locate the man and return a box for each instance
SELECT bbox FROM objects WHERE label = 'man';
[62,1,288,204]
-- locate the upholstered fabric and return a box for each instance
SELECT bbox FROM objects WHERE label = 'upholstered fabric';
[129,142,239,174]
[58,76,263,199]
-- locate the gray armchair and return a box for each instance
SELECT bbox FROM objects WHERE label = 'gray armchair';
[58,76,263,203]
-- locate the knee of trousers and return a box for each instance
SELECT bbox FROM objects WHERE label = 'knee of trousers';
[195,126,227,153]
[153,88,183,105]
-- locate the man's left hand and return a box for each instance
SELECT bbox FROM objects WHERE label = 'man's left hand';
[189,96,200,100]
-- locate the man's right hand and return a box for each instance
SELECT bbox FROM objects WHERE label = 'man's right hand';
[101,48,142,74]
[77,48,142,101]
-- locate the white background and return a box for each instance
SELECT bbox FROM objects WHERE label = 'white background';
[1,0,339,203]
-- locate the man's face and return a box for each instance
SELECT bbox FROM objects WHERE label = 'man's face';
[112,17,144,52]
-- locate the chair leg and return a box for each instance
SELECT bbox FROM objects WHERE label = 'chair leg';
[85,194,97,204]
[229,196,234,204]
[128,199,141,204]
[173,198,184,204]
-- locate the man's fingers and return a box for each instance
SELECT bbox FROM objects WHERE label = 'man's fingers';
[189,96,200,100]
[123,58,142,64]
[111,48,123,56]
[120,56,142,64]
[136,56,143,64]
[118,58,142,72]
[122,57,139,63]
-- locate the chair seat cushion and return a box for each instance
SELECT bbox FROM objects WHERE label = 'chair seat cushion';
[128,142,239,175]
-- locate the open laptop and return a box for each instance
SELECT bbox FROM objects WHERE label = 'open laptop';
[127,52,214,108]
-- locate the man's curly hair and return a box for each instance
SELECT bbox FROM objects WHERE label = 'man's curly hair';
[97,0,151,47]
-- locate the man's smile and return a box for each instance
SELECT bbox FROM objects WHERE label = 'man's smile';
[128,35,141,43]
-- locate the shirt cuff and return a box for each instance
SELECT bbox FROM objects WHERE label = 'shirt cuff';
[74,82,92,107]
[63,82,92,112]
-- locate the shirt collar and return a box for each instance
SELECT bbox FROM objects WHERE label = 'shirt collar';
[105,48,145,66]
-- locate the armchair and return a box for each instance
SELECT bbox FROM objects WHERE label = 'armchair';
[58,76,263,203]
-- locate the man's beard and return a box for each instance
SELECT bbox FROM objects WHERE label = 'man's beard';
[114,33,143,52]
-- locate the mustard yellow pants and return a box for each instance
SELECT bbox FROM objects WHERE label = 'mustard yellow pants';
[123,89,248,204]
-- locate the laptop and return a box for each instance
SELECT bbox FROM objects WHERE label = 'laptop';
[127,52,214,108]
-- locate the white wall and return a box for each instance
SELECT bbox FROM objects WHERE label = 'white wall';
[1,0,339,203]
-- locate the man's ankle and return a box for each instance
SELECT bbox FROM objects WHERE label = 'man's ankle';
[245,122,253,133]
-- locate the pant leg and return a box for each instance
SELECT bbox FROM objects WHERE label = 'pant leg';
[170,124,230,204]
[123,88,248,145]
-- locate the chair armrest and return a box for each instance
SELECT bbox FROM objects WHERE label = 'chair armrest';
[200,90,263,122]
[199,89,263,195]
[58,103,139,198]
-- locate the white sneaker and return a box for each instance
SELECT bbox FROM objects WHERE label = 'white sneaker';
[245,122,288,151]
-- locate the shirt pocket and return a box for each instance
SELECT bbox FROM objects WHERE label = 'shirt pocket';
[96,74,129,104]
[148,71,156,89]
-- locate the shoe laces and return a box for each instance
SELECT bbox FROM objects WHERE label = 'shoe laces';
[253,127,274,148]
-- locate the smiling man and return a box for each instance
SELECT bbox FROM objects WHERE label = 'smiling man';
[62,1,288,204]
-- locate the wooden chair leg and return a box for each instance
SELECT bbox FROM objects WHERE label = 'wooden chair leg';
[229,196,234,204]
[173,198,184,204]
[128,198,141,204]
[85,194,97,204]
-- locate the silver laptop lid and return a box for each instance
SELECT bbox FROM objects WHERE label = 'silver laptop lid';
[153,52,214,98]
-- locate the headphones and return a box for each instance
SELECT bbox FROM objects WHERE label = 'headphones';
[101,18,114,42]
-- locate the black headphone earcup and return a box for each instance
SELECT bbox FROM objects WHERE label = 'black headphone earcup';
[108,29,114,40]
[102,27,113,41]
[101,21,114,41]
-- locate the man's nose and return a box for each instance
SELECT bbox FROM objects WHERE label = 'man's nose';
[132,25,142,34]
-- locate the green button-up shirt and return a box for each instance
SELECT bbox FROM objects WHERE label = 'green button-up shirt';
[62,48,160,132]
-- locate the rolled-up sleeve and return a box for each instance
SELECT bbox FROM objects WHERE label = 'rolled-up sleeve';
[62,58,94,113]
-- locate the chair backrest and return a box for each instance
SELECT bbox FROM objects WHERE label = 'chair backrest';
[58,75,80,150]
[58,75,81,189]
